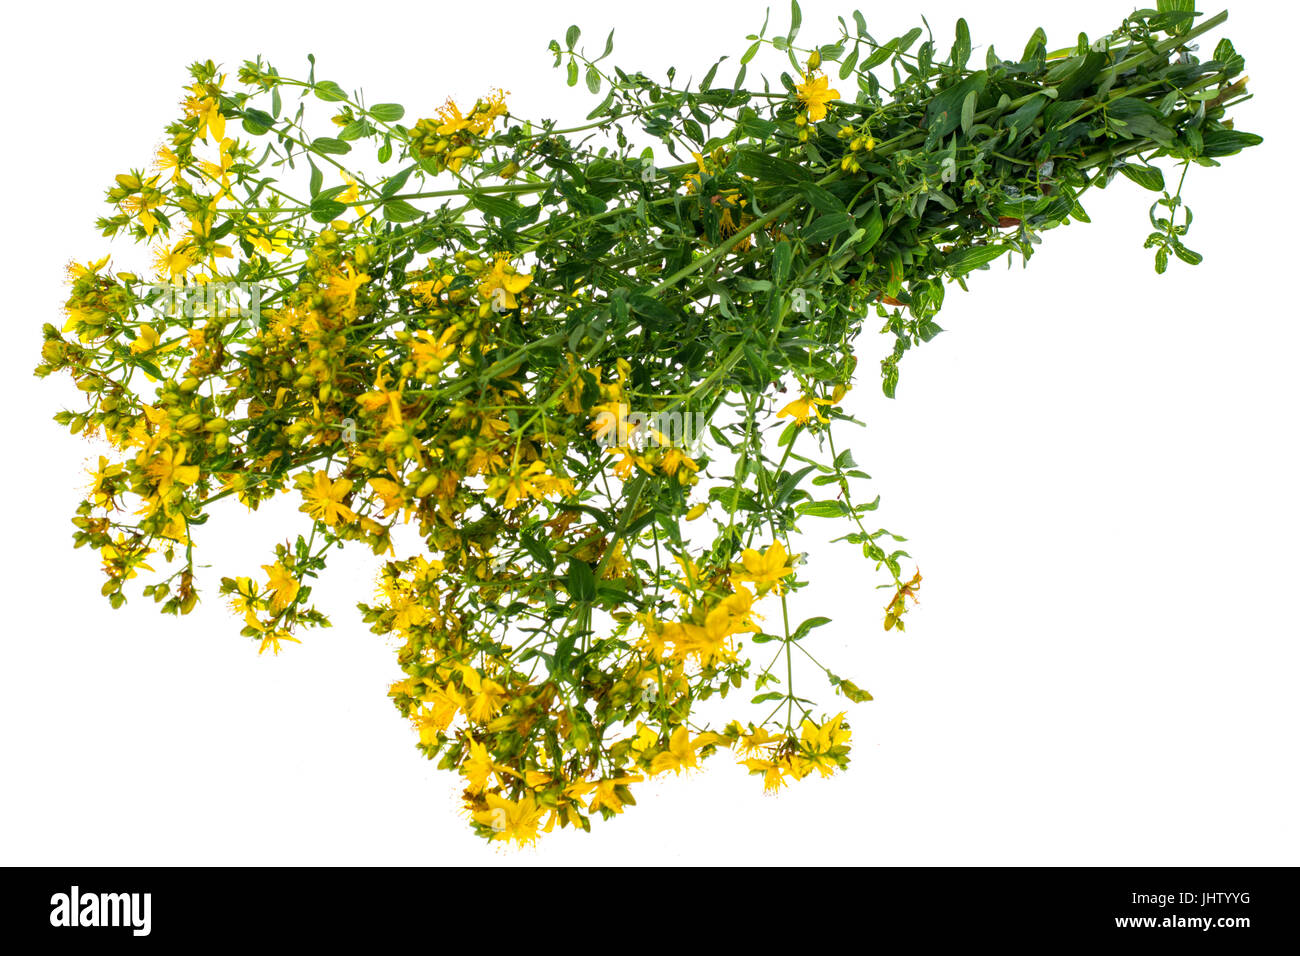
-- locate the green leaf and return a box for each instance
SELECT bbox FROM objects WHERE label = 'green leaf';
[471,191,525,221]
[313,81,348,102]
[960,89,977,135]
[1119,163,1165,191]
[897,27,923,54]
[946,244,1010,275]
[520,534,555,570]
[855,206,884,255]
[803,212,854,245]
[629,293,679,325]
[796,500,849,518]
[311,136,351,155]
[839,45,859,79]
[379,165,415,199]
[1199,128,1263,157]
[917,320,944,342]
[791,616,832,642]
[369,103,405,122]
[861,41,896,70]
[952,18,971,69]
[733,148,809,182]
[774,463,816,506]
[882,360,899,399]
[925,72,987,139]
[382,199,423,223]
[1003,93,1047,142]
[772,240,793,286]
[566,558,596,602]
[800,182,848,215]
[337,120,371,142]
[309,198,347,223]
[586,90,616,120]
[240,108,274,135]
[565,25,581,49]
[585,65,602,94]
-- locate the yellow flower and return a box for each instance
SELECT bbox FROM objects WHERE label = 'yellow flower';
[587,775,641,815]
[742,756,791,793]
[777,394,832,425]
[458,666,508,723]
[486,460,547,509]
[300,470,358,526]
[100,536,154,581]
[88,455,124,508]
[477,257,533,310]
[337,172,372,225]
[461,740,497,793]
[730,542,794,592]
[410,328,457,375]
[66,256,110,281]
[248,225,293,258]
[628,721,659,756]
[436,99,471,136]
[227,576,258,616]
[146,444,200,496]
[467,678,507,723]
[154,146,186,185]
[417,684,467,734]
[153,242,197,280]
[798,713,852,777]
[649,726,703,775]
[734,725,783,758]
[679,589,760,665]
[472,792,545,845]
[258,630,301,656]
[326,263,370,310]
[801,712,851,754]
[130,324,162,355]
[261,561,300,613]
[368,477,409,520]
[795,73,841,122]
[658,447,700,480]
[192,93,226,142]
[121,185,165,236]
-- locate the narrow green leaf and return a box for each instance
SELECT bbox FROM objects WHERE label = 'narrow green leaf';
[946,244,1010,275]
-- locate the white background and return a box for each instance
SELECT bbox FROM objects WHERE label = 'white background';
[1,0,1295,865]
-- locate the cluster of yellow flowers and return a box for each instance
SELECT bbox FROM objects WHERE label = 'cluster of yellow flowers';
[40,44,909,846]
[40,2,1263,846]
[835,122,878,175]
[375,538,851,845]
[408,91,509,172]
[580,357,702,484]
[732,713,852,793]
